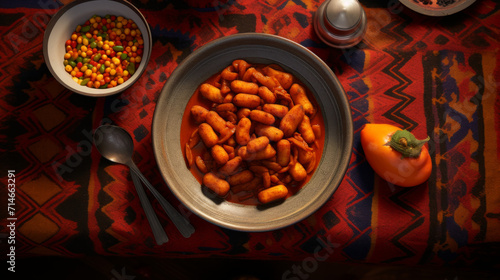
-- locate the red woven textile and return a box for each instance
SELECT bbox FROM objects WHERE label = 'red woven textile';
[1,0,499,269]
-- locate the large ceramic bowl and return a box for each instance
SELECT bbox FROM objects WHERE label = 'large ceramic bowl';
[43,0,152,97]
[152,33,353,232]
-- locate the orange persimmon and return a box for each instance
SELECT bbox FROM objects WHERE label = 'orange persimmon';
[360,123,432,187]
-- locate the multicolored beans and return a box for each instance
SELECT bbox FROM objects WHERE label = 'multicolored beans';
[63,15,144,89]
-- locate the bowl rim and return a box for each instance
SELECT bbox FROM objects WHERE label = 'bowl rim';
[152,33,353,231]
[399,0,476,16]
[43,0,152,97]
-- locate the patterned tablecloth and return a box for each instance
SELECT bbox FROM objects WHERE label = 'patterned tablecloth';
[1,0,499,269]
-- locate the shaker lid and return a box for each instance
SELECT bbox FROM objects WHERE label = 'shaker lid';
[325,0,362,30]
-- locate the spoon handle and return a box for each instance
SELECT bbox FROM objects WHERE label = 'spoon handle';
[130,172,169,245]
[128,162,195,238]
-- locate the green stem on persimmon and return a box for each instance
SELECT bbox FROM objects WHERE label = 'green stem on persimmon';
[389,130,430,158]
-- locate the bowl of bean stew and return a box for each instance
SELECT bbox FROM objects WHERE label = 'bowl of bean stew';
[43,0,151,97]
[152,33,353,232]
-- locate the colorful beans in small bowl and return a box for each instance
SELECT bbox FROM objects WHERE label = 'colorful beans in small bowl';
[44,0,152,97]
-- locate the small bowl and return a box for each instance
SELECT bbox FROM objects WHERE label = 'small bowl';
[43,0,152,97]
[399,0,476,16]
[152,33,353,232]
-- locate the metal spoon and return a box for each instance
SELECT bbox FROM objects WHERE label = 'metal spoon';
[93,125,195,239]
[93,125,169,245]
